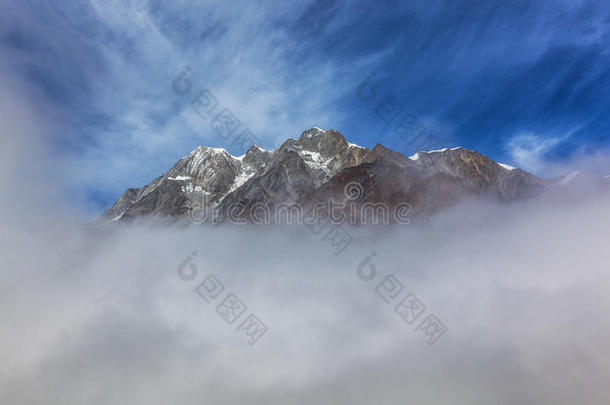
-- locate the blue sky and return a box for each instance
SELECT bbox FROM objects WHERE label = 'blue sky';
[2,0,610,214]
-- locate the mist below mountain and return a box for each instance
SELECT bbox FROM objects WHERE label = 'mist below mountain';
[2,190,610,404]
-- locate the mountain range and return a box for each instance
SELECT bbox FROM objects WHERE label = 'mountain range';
[102,128,606,225]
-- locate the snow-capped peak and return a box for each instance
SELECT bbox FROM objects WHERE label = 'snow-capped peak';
[186,144,269,163]
[300,127,326,139]
[427,147,463,153]
[191,145,229,155]
[498,163,517,171]
[348,142,366,149]
[409,147,463,160]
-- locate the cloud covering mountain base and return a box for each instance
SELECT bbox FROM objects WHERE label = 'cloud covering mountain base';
[2,193,610,404]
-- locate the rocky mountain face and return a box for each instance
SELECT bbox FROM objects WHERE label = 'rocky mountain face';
[103,128,552,225]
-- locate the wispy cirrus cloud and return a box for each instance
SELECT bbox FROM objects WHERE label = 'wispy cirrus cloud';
[505,132,570,175]
[1,0,359,212]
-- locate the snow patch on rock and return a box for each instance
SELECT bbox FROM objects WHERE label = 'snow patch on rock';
[498,163,516,171]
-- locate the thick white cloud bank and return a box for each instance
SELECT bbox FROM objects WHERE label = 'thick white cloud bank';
[1,50,610,405]
[2,193,610,404]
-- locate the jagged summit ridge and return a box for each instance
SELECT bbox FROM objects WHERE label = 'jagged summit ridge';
[103,128,546,223]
